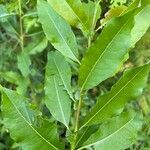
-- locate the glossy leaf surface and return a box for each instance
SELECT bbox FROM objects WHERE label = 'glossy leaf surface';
[80,64,150,128]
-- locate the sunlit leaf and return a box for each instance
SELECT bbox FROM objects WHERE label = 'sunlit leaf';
[78,112,142,150]
[37,0,79,63]
[80,63,150,128]
[1,87,63,150]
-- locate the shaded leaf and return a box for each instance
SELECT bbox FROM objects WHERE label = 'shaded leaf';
[17,51,31,77]
[0,71,29,95]
[0,71,22,84]
[75,125,99,149]
[44,51,72,128]
[29,37,48,55]
[0,4,18,38]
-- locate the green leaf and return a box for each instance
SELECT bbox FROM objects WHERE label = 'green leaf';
[0,5,19,38]
[124,0,140,13]
[47,0,88,33]
[78,112,142,150]
[131,3,150,47]
[44,51,72,128]
[29,37,48,55]
[74,126,99,149]
[101,6,127,26]
[83,1,101,35]
[79,3,150,91]
[0,71,29,95]
[17,51,31,77]
[37,0,79,63]
[141,0,150,5]
[80,63,150,128]
[79,10,135,91]
[1,88,62,150]
[0,71,22,84]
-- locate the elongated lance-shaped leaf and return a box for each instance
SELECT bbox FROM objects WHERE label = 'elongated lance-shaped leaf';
[78,112,142,150]
[131,3,150,47]
[78,10,135,91]
[83,1,101,35]
[44,51,71,128]
[80,63,150,129]
[79,3,150,91]
[47,0,88,33]
[1,87,62,150]
[37,0,79,63]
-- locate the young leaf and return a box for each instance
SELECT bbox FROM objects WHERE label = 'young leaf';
[44,51,72,128]
[37,0,79,63]
[78,112,142,150]
[79,10,135,90]
[17,51,31,77]
[1,88,62,150]
[80,63,150,128]
[101,6,127,26]
[47,0,88,33]
[83,1,101,35]
[124,0,140,13]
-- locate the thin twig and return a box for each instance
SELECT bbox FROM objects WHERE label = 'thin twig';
[74,93,83,132]
[71,93,83,150]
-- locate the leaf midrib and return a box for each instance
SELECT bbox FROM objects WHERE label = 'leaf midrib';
[46,9,79,62]
[64,0,88,30]
[75,127,89,148]
[53,57,74,100]
[81,6,148,90]
[81,67,144,129]
[53,77,68,128]
[78,117,134,149]
[5,93,59,150]
[81,17,132,90]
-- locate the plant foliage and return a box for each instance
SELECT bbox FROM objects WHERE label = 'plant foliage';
[0,0,150,150]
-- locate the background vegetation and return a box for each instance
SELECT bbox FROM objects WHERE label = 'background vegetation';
[0,0,150,149]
